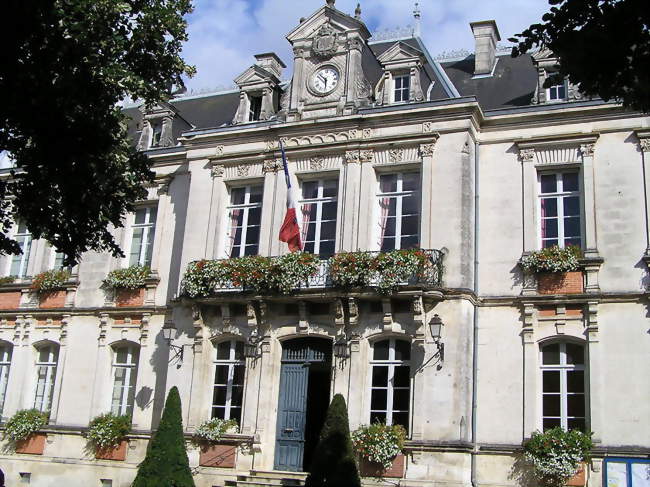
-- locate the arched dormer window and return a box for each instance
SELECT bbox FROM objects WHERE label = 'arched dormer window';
[34,342,59,413]
[0,342,13,415]
[111,343,140,416]
[370,338,411,433]
[540,340,586,431]
[212,339,245,423]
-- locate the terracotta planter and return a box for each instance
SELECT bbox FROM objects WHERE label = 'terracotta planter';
[199,443,237,468]
[0,290,21,309]
[95,440,128,461]
[39,290,67,308]
[15,433,46,454]
[537,271,583,294]
[566,462,587,486]
[359,453,405,478]
[115,288,145,307]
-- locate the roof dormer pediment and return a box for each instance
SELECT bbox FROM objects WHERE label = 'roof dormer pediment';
[377,41,424,65]
[286,4,370,43]
[234,65,279,89]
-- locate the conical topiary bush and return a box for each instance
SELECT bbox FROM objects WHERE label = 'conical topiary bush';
[305,393,360,487]
[132,386,195,487]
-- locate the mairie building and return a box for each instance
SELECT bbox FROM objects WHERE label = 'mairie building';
[0,1,648,486]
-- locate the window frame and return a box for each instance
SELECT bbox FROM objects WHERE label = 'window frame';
[7,221,32,278]
[369,338,412,433]
[128,205,157,268]
[150,121,163,148]
[0,342,13,416]
[393,73,411,103]
[539,340,587,431]
[376,171,421,251]
[33,343,59,413]
[546,79,567,102]
[248,94,263,122]
[225,184,263,258]
[299,178,338,258]
[211,339,245,423]
[110,344,140,417]
[537,170,583,249]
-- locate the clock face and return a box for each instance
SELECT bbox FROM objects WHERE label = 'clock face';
[312,67,339,94]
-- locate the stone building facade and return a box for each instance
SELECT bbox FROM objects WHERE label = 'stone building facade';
[0,1,648,486]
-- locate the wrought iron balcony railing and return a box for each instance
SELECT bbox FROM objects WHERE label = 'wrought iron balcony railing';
[181,249,444,298]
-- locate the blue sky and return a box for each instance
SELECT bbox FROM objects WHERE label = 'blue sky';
[181,0,551,93]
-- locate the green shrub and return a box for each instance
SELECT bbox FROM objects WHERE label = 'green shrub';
[305,394,360,487]
[103,265,150,289]
[0,276,16,285]
[521,245,582,273]
[4,409,48,442]
[523,427,593,487]
[132,387,195,487]
[87,413,131,450]
[31,269,70,293]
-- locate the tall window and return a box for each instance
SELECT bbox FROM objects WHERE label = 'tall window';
[51,249,66,270]
[34,343,59,413]
[129,206,157,267]
[541,341,586,431]
[370,338,411,433]
[9,221,32,277]
[212,340,245,423]
[226,185,263,258]
[248,95,262,122]
[547,81,566,101]
[0,343,12,415]
[539,172,582,248]
[300,179,338,258]
[378,172,420,251]
[150,121,163,148]
[394,74,410,102]
[111,345,139,416]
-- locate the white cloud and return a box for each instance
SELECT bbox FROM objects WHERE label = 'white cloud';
[182,0,551,92]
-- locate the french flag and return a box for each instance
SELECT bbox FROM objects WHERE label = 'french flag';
[278,141,302,252]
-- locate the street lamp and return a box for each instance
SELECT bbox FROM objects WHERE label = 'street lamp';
[244,334,262,359]
[333,335,349,359]
[162,321,184,362]
[429,314,445,365]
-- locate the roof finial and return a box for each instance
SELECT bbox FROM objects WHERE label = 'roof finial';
[355,3,361,20]
[413,2,421,37]
[326,0,335,7]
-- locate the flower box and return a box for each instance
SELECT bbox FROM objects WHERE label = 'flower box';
[115,288,145,307]
[537,271,583,294]
[15,433,47,455]
[39,290,67,308]
[359,453,405,478]
[199,443,237,468]
[95,440,128,461]
[0,290,21,309]
[566,462,587,486]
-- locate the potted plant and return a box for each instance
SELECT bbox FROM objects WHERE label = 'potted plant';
[352,422,407,478]
[521,245,583,294]
[32,269,70,307]
[103,265,150,306]
[329,252,375,288]
[372,249,429,294]
[193,418,238,468]
[0,275,21,309]
[87,413,131,461]
[523,427,593,487]
[4,409,48,454]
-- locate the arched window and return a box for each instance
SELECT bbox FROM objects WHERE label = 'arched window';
[34,343,59,413]
[370,338,411,433]
[212,340,245,423]
[540,341,586,431]
[111,344,140,416]
[0,343,12,415]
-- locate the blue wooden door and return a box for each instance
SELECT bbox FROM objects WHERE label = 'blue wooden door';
[274,362,309,471]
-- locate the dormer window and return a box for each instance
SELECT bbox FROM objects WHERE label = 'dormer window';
[248,95,263,122]
[150,121,163,148]
[394,74,410,103]
[547,81,567,102]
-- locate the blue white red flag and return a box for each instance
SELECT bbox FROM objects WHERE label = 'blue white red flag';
[278,141,302,252]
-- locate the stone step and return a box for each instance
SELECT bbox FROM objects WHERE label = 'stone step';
[223,471,306,487]
[250,470,308,481]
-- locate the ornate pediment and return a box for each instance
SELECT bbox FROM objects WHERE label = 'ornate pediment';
[234,65,280,89]
[286,4,370,43]
[377,41,424,65]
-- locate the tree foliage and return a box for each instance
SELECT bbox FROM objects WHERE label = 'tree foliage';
[132,386,195,487]
[510,0,650,112]
[305,394,361,487]
[0,0,195,264]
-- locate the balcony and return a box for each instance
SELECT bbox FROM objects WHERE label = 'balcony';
[180,249,444,299]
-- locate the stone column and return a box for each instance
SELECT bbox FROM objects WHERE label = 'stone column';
[586,301,602,443]
[260,87,274,120]
[520,148,537,254]
[261,158,280,256]
[637,132,650,255]
[341,151,362,251]
[522,303,537,438]
[580,143,599,258]
[419,140,438,249]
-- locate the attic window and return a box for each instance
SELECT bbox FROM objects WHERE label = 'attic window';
[150,121,163,148]
[393,74,410,103]
[547,81,567,102]
[248,95,262,122]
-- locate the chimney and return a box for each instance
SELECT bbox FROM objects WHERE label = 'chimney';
[470,20,501,76]
[254,53,286,80]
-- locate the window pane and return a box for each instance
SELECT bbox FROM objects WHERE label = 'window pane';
[541,198,558,218]
[540,174,557,193]
[247,207,262,226]
[370,389,387,410]
[319,241,335,258]
[563,197,580,216]
[217,342,231,360]
[563,173,579,192]
[392,389,410,410]
[231,407,242,423]
[321,202,337,221]
[231,187,246,205]
[129,228,144,266]
[394,341,411,360]
[567,394,585,417]
[383,218,396,237]
[372,366,388,387]
[249,186,263,203]
[302,181,318,199]
[320,221,336,240]
[306,223,316,241]
[231,386,244,407]
[394,366,410,388]
[567,417,585,431]
[543,417,561,430]
[402,173,420,191]
[213,386,227,405]
[542,218,558,239]
[233,365,245,385]
[392,412,409,432]
[564,217,581,238]
[381,237,395,251]
[373,340,389,360]
[380,174,397,193]
[322,180,338,198]
[214,365,228,385]
[543,371,561,392]
[401,216,419,236]
[134,208,147,225]
[400,236,419,249]
[542,343,560,364]
[370,411,386,424]
[565,343,584,365]
[244,244,258,256]
[543,394,561,416]
[212,406,226,419]
[234,341,244,360]
[402,194,420,215]
[542,239,558,248]
[245,226,260,245]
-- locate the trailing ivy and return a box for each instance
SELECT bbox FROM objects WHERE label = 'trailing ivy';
[103,265,150,289]
[521,245,582,273]
[31,269,70,293]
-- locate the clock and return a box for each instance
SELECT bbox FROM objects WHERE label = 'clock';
[311,67,339,95]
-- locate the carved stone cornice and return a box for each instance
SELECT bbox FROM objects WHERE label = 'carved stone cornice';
[641,139,650,153]
[309,156,325,171]
[263,159,282,173]
[579,143,595,158]
[344,150,361,164]
[388,148,404,162]
[359,150,374,163]
[237,164,250,177]
[211,164,225,178]
[419,143,437,157]
[519,148,536,163]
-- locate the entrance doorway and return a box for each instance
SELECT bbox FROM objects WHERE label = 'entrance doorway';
[274,337,332,472]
